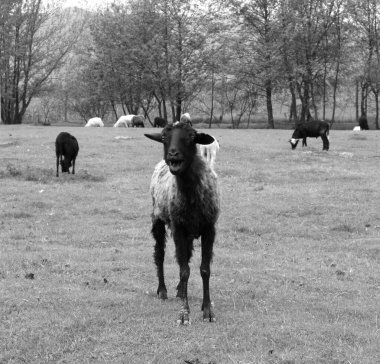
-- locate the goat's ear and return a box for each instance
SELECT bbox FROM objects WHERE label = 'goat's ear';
[195,133,215,145]
[144,133,163,143]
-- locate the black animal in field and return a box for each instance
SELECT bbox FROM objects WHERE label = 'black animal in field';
[55,132,79,177]
[131,115,145,127]
[289,120,330,151]
[145,122,219,325]
[153,116,167,128]
[358,115,369,130]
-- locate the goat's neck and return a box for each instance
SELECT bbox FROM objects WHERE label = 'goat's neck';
[175,157,204,195]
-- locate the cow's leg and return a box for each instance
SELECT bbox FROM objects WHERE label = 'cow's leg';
[200,225,216,322]
[152,218,167,299]
[56,155,60,177]
[302,137,307,147]
[174,228,193,325]
[322,134,329,150]
[72,158,76,175]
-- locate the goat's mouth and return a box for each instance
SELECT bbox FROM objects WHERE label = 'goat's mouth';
[167,159,184,174]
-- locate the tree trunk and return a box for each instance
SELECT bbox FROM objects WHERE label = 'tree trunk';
[374,90,379,129]
[266,79,274,128]
[355,80,359,121]
[289,79,297,123]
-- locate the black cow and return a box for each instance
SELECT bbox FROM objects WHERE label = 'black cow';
[289,121,330,151]
[358,115,369,130]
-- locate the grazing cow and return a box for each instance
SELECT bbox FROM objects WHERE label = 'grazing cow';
[289,121,330,151]
[153,117,167,128]
[358,115,369,130]
[55,132,79,177]
[145,122,219,325]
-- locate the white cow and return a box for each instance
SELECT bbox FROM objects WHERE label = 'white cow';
[85,117,104,127]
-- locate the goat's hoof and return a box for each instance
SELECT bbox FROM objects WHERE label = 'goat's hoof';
[177,308,191,326]
[202,307,216,322]
[157,290,167,300]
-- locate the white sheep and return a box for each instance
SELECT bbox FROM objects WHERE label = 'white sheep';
[179,112,192,125]
[199,137,219,170]
[85,117,104,127]
[113,115,130,127]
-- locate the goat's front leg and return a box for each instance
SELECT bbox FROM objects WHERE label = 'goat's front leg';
[201,225,216,322]
[174,229,193,325]
[152,218,167,299]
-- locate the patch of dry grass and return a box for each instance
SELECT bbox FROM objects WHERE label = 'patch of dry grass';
[0,125,379,363]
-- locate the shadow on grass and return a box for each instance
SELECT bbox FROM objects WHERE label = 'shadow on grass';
[349,133,367,141]
[0,163,106,183]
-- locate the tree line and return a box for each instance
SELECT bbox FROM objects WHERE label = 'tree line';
[1,0,379,129]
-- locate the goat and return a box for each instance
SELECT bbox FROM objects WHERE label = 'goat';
[153,116,167,128]
[85,117,104,127]
[145,122,219,325]
[289,120,330,151]
[55,132,79,177]
[199,137,220,170]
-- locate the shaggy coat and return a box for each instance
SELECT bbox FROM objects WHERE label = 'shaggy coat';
[55,132,79,177]
[289,120,330,150]
[145,122,219,325]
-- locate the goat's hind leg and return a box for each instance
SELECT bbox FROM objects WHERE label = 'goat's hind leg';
[174,229,193,325]
[151,218,167,299]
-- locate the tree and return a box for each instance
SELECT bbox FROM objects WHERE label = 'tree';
[228,0,280,128]
[0,0,83,124]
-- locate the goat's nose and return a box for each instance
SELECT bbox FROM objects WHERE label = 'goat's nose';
[168,148,178,157]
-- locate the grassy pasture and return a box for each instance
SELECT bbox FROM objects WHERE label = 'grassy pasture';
[0,125,379,364]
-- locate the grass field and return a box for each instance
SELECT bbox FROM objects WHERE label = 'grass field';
[0,125,379,364]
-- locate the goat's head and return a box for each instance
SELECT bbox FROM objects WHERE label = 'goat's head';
[145,122,214,175]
